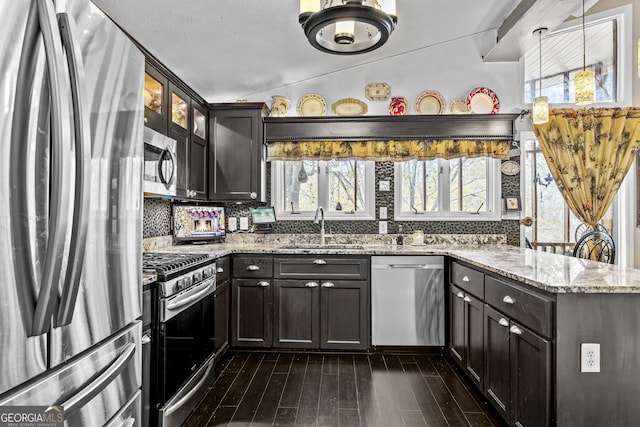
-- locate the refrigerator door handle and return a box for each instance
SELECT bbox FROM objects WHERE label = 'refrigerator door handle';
[55,12,92,328]
[59,342,136,416]
[9,0,42,336]
[31,0,73,336]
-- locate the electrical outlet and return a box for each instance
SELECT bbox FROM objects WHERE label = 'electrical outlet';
[379,221,388,234]
[239,217,249,231]
[379,207,388,219]
[581,343,600,373]
[379,180,390,191]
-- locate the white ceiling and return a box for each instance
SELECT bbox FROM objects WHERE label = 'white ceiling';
[93,0,533,103]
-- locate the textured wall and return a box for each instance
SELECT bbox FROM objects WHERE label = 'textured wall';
[144,160,521,245]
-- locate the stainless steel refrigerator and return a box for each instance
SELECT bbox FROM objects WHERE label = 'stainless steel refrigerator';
[0,0,144,425]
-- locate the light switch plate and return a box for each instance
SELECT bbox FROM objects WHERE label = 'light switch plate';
[379,221,387,234]
[239,217,249,231]
[379,180,390,191]
[379,207,388,219]
[228,217,237,232]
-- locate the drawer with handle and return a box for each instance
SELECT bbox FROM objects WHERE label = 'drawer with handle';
[233,256,273,278]
[451,261,484,299]
[485,275,553,338]
[274,256,368,280]
[216,256,230,282]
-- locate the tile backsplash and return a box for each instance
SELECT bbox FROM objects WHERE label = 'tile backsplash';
[144,160,521,245]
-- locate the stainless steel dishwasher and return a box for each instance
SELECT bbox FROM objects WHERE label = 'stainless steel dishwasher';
[371,256,444,346]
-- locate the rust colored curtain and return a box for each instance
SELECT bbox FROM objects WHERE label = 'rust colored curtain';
[533,108,640,228]
[266,139,510,161]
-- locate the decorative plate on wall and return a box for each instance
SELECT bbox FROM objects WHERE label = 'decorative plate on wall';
[466,87,500,114]
[449,98,470,114]
[331,98,368,116]
[365,82,391,100]
[389,97,408,116]
[415,90,446,114]
[297,93,327,116]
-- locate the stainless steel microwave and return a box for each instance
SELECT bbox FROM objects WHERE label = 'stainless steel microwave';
[144,127,177,196]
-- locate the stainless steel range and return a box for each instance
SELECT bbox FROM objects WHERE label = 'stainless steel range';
[143,252,217,427]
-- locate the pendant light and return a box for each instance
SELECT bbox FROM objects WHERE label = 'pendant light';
[532,28,549,125]
[299,0,397,55]
[574,0,595,105]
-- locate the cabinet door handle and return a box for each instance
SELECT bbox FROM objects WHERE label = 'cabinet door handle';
[462,275,470,282]
[463,296,472,302]
[246,264,260,271]
[257,281,270,287]
[498,318,509,327]
[216,267,224,273]
[503,295,515,304]
[313,259,327,265]
[509,325,522,335]
[456,292,465,299]
[305,282,319,288]
[321,282,335,288]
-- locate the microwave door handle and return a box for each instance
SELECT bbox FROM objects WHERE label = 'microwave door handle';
[55,12,92,327]
[31,0,74,336]
[157,147,175,188]
[9,3,42,334]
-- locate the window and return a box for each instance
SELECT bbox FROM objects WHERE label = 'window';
[272,160,375,220]
[394,158,501,221]
[523,6,632,105]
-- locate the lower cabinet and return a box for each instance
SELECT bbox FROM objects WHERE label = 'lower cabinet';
[449,260,553,427]
[273,279,368,351]
[231,278,272,348]
[213,280,230,354]
[449,284,484,391]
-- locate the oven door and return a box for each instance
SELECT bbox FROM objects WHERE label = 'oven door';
[144,127,177,196]
[159,278,215,403]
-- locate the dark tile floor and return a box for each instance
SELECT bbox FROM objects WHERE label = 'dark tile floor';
[184,351,506,427]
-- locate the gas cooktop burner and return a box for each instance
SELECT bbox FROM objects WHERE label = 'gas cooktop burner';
[143,252,214,280]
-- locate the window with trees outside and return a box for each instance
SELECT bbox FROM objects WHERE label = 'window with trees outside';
[520,132,615,254]
[394,158,500,221]
[271,160,375,220]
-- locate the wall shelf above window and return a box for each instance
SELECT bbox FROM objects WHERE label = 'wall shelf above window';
[264,114,519,143]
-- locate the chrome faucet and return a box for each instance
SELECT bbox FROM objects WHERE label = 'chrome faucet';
[314,206,325,245]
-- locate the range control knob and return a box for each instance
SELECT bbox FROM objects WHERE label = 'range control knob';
[203,267,213,278]
[193,271,202,284]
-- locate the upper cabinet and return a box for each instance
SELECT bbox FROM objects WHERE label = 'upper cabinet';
[143,64,168,134]
[209,103,268,202]
[144,61,208,200]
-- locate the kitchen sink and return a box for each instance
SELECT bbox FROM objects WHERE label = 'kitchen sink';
[279,244,366,250]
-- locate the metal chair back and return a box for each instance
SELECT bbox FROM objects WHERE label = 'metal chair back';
[574,222,610,242]
[572,230,616,264]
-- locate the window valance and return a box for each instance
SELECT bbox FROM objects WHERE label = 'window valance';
[263,114,518,161]
[266,139,510,161]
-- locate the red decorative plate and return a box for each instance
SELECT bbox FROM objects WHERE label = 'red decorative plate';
[465,87,500,114]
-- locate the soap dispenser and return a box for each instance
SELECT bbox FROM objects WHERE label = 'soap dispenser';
[396,225,404,245]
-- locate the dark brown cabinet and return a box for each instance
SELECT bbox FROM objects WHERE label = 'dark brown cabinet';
[143,61,208,200]
[273,280,320,349]
[209,103,268,202]
[231,256,273,348]
[272,256,369,351]
[449,284,484,391]
[449,260,553,427]
[214,257,230,355]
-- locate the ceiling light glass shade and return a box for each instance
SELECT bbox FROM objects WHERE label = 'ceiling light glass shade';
[532,96,549,125]
[299,0,397,55]
[574,70,595,105]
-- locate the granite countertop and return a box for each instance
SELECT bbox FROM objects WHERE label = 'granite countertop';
[142,273,157,286]
[147,241,640,294]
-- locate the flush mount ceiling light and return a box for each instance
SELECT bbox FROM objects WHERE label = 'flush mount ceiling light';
[574,0,595,105]
[532,28,549,125]
[299,0,397,55]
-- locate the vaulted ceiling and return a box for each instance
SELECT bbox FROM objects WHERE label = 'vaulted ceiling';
[93,0,596,103]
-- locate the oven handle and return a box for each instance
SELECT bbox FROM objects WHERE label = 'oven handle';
[164,280,215,318]
[163,359,214,417]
